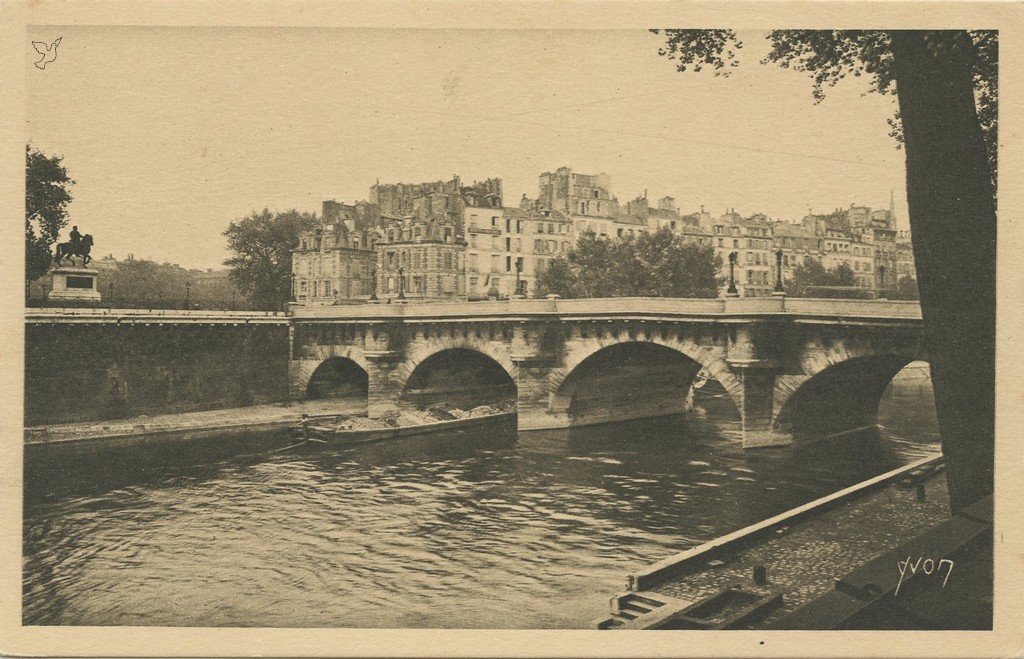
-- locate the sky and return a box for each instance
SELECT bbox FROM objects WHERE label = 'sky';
[27,27,908,270]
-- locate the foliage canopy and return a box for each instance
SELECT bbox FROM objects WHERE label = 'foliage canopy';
[223,209,317,311]
[25,145,75,282]
[536,228,722,298]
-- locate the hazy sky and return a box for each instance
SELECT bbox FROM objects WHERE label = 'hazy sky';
[28,26,907,269]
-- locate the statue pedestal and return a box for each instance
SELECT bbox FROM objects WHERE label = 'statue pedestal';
[48,266,102,302]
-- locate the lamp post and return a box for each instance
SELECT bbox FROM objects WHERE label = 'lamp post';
[773,248,785,296]
[289,272,297,302]
[878,265,887,299]
[185,280,191,309]
[726,252,739,297]
[369,265,378,301]
[397,265,406,300]
[514,258,523,297]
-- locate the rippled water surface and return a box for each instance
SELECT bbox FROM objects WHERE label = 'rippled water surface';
[24,370,939,628]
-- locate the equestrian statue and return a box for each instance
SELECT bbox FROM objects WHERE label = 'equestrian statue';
[53,225,94,267]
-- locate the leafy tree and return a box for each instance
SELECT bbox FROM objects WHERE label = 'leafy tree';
[889,274,920,300]
[652,29,996,510]
[536,228,721,298]
[785,258,856,297]
[223,209,317,311]
[25,145,75,282]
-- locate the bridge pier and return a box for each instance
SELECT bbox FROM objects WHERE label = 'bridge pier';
[514,358,564,429]
[729,359,791,448]
[365,351,403,419]
[726,325,790,448]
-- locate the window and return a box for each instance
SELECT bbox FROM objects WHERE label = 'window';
[506,256,512,272]
[505,237,511,251]
[535,239,544,253]
[537,223,545,234]
[717,238,724,247]
[593,190,599,198]
[733,239,739,248]
[548,223,554,233]
[506,218,511,233]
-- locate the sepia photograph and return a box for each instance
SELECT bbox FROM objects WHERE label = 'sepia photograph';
[3,1,1021,655]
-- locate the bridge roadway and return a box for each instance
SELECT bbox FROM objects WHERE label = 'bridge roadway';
[26,298,925,446]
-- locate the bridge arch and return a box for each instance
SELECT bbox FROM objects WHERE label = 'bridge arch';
[397,346,517,412]
[292,344,369,402]
[551,337,741,427]
[773,334,928,438]
[305,356,369,401]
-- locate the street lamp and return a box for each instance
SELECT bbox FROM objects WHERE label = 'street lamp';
[397,265,406,300]
[515,258,523,296]
[726,252,739,297]
[185,280,192,309]
[773,249,785,295]
[878,265,887,299]
[369,265,378,301]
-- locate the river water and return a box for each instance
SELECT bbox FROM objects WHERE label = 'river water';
[23,366,940,628]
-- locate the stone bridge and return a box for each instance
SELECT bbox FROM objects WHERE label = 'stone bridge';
[290,297,926,447]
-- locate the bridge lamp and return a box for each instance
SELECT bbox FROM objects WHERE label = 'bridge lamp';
[397,265,406,300]
[727,252,739,296]
[774,249,785,295]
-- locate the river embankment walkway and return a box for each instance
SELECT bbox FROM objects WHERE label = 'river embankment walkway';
[24,399,364,447]
[599,456,983,629]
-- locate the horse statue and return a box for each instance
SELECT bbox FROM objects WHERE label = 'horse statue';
[53,234,93,267]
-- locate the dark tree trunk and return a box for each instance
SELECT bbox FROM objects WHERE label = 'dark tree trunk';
[891,31,996,512]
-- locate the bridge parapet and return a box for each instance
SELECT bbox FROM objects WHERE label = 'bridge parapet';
[26,307,289,325]
[290,297,922,322]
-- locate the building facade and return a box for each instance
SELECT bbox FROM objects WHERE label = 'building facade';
[373,216,466,301]
[291,221,375,304]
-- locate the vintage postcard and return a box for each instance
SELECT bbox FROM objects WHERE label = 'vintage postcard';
[0,1,1021,656]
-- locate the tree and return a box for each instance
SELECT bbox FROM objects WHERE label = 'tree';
[652,30,996,511]
[536,228,722,298]
[25,145,75,282]
[890,274,920,300]
[223,209,317,311]
[785,258,856,297]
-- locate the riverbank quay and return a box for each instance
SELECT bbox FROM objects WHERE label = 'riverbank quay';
[23,400,365,494]
[25,398,364,447]
[598,456,976,629]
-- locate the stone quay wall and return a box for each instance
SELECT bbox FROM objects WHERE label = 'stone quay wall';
[25,322,290,426]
